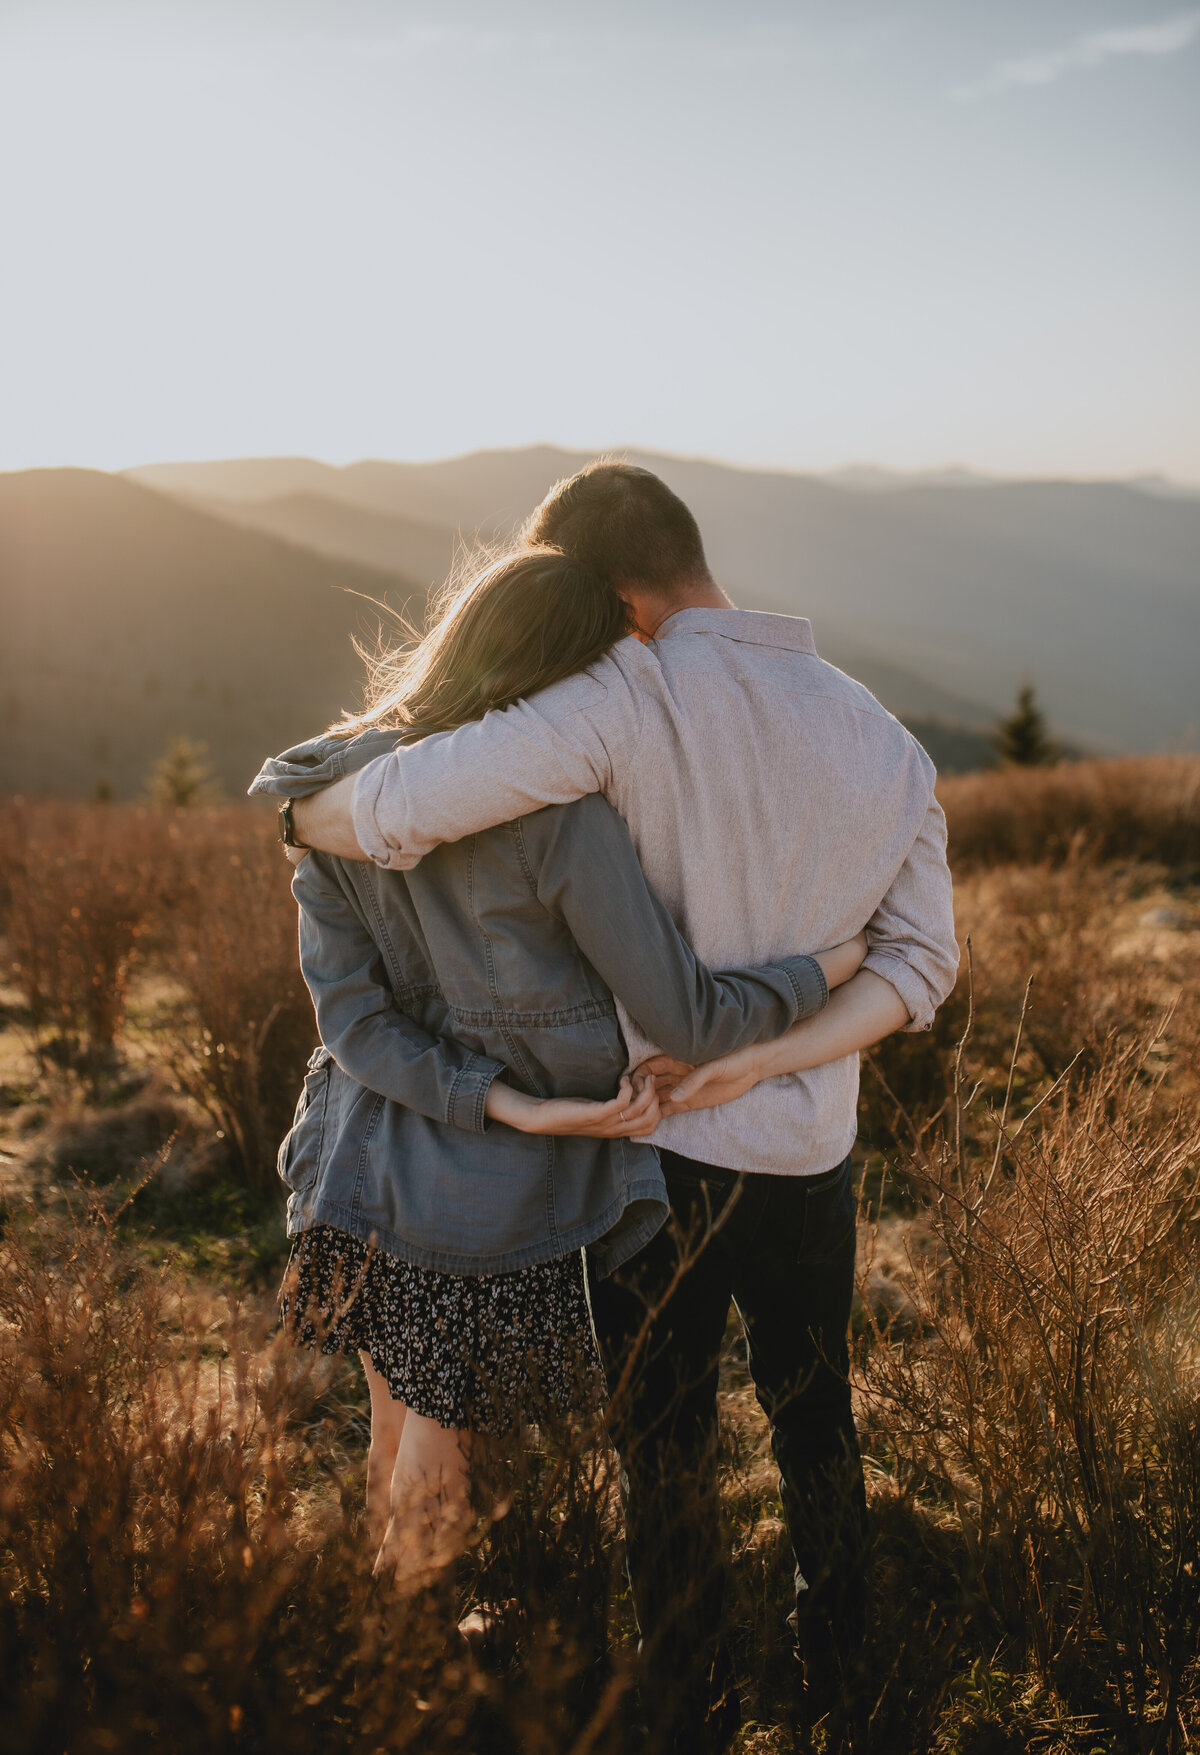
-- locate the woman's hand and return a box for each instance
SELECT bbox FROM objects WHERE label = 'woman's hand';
[815,929,868,990]
[485,934,873,1135]
[484,1067,661,1138]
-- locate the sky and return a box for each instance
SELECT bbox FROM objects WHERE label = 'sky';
[1,0,1198,479]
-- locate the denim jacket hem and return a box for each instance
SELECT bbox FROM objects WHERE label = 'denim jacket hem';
[286,1175,669,1279]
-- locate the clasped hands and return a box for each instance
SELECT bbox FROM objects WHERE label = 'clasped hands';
[484,1051,737,1141]
[487,1037,797,1141]
[486,928,870,1140]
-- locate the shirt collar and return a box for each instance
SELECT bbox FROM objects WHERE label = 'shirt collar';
[652,606,818,655]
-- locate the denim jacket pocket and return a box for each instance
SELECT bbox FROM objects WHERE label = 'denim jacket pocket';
[278,1046,333,1195]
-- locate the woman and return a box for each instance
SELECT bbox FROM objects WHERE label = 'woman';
[250,548,865,1596]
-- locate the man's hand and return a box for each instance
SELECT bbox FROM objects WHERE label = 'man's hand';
[291,773,371,862]
[638,1050,759,1117]
[637,969,913,1118]
[484,1067,661,1138]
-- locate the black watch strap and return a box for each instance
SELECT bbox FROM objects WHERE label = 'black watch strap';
[278,799,309,850]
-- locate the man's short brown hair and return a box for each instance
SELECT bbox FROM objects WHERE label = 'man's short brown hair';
[521,460,707,592]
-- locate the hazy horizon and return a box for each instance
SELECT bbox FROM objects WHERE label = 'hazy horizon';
[9,440,1200,494]
[3,0,1198,479]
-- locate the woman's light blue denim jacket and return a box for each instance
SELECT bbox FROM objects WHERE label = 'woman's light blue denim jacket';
[249,729,828,1279]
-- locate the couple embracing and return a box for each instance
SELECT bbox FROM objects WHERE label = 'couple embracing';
[250,461,958,1751]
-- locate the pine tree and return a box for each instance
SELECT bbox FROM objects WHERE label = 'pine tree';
[147,737,222,808]
[990,685,1059,767]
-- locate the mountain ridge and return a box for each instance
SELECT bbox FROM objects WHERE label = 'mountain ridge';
[0,468,427,799]
[6,445,1197,801]
[129,445,1200,753]
[1,464,1003,798]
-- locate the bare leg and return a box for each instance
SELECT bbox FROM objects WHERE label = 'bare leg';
[359,1351,408,1544]
[375,1409,494,1593]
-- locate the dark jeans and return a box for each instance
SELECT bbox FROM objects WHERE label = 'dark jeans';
[587,1149,868,1746]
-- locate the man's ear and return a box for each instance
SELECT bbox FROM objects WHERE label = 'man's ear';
[614,583,657,642]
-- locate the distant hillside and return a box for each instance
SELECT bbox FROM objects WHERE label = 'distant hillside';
[188,493,460,592]
[1,467,997,800]
[0,471,426,799]
[903,719,996,776]
[10,443,1197,799]
[133,446,1200,753]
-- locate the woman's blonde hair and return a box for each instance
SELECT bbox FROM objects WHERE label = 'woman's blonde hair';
[330,546,629,740]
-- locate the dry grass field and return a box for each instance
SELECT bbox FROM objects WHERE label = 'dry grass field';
[1,753,1198,1753]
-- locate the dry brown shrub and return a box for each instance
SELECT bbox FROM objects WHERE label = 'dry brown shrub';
[939,754,1200,872]
[44,1087,189,1184]
[0,1206,348,1753]
[858,1011,1200,1750]
[0,800,167,1085]
[0,799,314,1183]
[960,858,1194,1079]
[0,1206,634,1755]
[4,756,1200,1749]
[157,808,315,1188]
[862,841,1198,1161]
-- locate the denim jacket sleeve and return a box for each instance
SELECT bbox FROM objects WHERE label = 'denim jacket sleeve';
[521,795,828,1064]
[293,852,507,1134]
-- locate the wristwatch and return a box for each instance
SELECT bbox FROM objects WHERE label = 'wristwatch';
[277,798,309,850]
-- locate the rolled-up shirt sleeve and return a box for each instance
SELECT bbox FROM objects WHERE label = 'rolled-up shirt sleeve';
[350,660,642,870]
[861,794,959,1032]
[353,754,417,869]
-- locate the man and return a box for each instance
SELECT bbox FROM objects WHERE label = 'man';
[292,462,958,1749]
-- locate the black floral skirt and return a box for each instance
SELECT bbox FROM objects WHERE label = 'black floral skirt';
[280,1224,603,1437]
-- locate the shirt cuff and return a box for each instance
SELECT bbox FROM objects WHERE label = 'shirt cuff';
[445,1054,508,1134]
[351,756,417,871]
[861,950,935,1032]
[779,954,829,1020]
